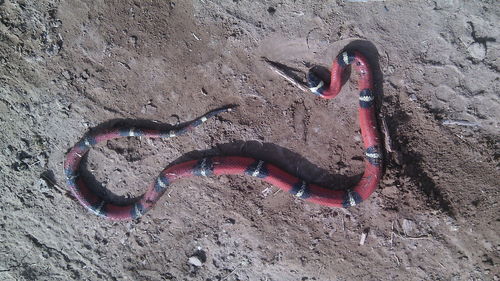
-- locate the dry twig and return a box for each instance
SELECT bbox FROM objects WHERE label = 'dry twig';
[262,57,309,93]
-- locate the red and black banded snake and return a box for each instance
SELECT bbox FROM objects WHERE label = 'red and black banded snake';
[64,50,383,220]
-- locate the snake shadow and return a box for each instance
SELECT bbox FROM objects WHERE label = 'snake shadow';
[343,40,384,102]
[87,104,239,132]
[171,140,363,187]
[320,40,453,216]
[78,123,363,206]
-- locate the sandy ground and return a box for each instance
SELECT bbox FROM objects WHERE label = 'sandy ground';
[0,0,499,280]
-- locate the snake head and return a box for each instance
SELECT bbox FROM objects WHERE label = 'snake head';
[306,71,327,96]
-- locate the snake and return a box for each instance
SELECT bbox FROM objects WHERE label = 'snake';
[64,50,383,220]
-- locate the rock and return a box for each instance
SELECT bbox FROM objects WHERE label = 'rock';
[433,0,457,10]
[37,153,48,167]
[188,248,207,267]
[188,256,203,267]
[382,177,396,186]
[38,177,49,190]
[381,186,398,198]
[468,42,486,61]
[129,35,138,47]
[402,219,415,236]
[62,70,71,80]
[143,104,157,114]
[81,70,90,80]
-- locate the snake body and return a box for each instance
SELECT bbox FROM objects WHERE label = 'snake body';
[64,50,382,220]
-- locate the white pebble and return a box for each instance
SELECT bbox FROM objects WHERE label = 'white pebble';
[188,256,203,267]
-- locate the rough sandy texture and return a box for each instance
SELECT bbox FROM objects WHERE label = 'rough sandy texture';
[0,0,499,280]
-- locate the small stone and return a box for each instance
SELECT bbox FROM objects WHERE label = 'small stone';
[381,185,398,197]
[402,219,415,235]
[468,42,486,61]
[38,178,49,190]
[433,0,456,10]
[188,248,207,267]
[62,70,71,80]
[382,177,396,186]
[144,104,157,114]
[129,35,138,47]
[168,114,180,125]
[188,256,203,267]
[483,240,493,251]
[81,70,90,80]
[37,153,48,167]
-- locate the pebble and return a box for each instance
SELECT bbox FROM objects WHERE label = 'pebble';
[468,42,486,61]
[381,185,398,197]
[382,177,396,186]
[141,104,157,114]
[62,70,71,80]
[188,248,207,267]
[38,177,49,190]
[434,0,456,10]
[81,70,90,80]
[37,153,47,167]
[402,219,415,235]
[188,256,203,267]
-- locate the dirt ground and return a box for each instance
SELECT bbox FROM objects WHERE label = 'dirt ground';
[0,0,499,280]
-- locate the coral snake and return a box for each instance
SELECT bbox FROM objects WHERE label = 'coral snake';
[64,50,383,220]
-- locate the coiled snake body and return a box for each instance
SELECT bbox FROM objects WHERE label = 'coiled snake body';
[64,50,382,220]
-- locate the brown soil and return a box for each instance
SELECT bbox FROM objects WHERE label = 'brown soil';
[0,0,498,280]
